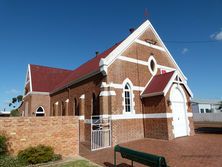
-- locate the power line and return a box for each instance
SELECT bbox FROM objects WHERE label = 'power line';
[163,40,220,44]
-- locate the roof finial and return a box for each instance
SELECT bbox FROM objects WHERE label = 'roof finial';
[144,8,149,21]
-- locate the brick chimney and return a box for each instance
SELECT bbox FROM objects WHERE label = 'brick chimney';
[129,28,135,34]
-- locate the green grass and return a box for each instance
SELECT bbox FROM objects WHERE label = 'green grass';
[0,155,25,167]
[53,159,99,167]
[0,156,98,167]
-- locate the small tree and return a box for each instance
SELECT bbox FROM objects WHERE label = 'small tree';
[10,109,21,117]
[8,95,23,117]
[8,95,23,109]
[17,95,23,103]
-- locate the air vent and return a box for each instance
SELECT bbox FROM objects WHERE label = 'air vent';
[145,39,157,45]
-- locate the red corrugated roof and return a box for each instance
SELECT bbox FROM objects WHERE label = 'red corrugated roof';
[30,42,121,93]
[52,42,121,92]
[30,64,72,92]
[142,71,175,97]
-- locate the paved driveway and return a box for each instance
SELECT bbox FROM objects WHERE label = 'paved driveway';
[80,133,222,167]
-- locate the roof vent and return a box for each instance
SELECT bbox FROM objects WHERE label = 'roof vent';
[129,28,135,34]
[145,39,157,45]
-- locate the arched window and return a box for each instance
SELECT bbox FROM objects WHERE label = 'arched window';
[92,93,100,116]
[148,55,157,75]
[61,101,66,116]
[36,106,45,117]
[124,83,132,113]
[73,98,79,116]
[52,102,59,116]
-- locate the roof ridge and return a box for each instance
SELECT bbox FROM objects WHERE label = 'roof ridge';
[51,42,122,93]
[71,42,121,71]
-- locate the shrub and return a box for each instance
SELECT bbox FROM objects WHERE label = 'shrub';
[0,135,7,156]
[10,109,21,117]
[18,145,61,165]
[52,154,62,161]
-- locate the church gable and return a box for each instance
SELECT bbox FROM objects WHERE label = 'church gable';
[121,42,176,69]
[101,20,187,82]
[138,28,164,48]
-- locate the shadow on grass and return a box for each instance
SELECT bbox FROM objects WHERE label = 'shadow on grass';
[104,162,131,167]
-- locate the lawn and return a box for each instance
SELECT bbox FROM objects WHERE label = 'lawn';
[0,156,99,167]
[53,159,99,167]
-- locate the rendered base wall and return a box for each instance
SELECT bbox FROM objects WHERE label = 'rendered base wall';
[0,116,79,157]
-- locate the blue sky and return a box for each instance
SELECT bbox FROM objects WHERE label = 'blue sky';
[0,0,222,110]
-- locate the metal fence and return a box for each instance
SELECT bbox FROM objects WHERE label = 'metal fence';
[91,115,111,151]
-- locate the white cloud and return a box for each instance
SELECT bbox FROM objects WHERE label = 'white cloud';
[210,29,222,41]
[5,89,21,94]
[182,48,189,54]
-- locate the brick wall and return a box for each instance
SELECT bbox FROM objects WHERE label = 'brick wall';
[19,94,50,117]
[112,119,144,145]
[142,95,167,114]
[50,74,104,117]
[31,94,50,116]
[122,43,176,68]
[143,118,171,140]
[0,116,79,157]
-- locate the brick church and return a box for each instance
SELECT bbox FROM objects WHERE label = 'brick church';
[19,20,195,147]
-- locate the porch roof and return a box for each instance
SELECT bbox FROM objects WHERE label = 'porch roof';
[141,71,175,98]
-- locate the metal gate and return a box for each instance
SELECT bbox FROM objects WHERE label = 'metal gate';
[91,115,111,151]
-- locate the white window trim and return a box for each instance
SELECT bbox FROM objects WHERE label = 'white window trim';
[80,94,85,99]
[99,91,116,96]
[101,82,145,92]
[148,55,158,76]
[122,78,135,114]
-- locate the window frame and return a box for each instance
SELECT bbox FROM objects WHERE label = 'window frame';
[35,106,45,117]
[124,84,132,113]
[148,55,157,75]
[123,83,134,114]
[200,109,204,113]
